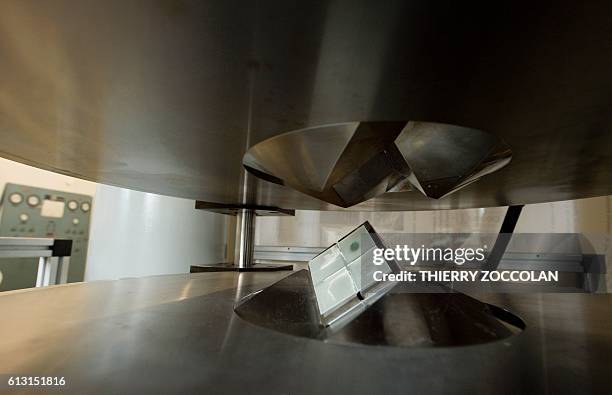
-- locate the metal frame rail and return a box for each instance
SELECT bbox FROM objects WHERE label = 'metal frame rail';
[0,237,73,287]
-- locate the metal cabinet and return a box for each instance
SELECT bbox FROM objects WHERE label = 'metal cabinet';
[0,183,92,291]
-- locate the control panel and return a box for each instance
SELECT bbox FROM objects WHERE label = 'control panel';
[0,183,92,291]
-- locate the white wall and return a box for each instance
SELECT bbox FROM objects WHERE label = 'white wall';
[85,184,228,281]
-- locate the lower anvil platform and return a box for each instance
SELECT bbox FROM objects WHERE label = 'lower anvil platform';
[234,270,525,346]
[0,270,611,394]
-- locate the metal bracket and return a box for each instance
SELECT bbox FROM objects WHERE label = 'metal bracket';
[194,201,294,217]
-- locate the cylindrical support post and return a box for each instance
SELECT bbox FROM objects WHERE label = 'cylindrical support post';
[234,208,255,269]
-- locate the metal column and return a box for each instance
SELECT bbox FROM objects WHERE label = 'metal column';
[190,205,293,272]
[480,205,524,273]
[234,208,255,269]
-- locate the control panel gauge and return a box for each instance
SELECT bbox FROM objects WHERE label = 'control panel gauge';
[27,195,40,207]
[8,193,23,205]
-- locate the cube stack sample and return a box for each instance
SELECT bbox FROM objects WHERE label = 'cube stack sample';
[308,222,398,327]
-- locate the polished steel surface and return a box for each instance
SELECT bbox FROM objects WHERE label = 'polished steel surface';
[394,121,513,199]
[0,1,611,210]
[1,271,611,393]
[244,121,512,207]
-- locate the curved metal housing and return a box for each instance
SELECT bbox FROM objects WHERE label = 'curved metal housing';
[1,1,612,210]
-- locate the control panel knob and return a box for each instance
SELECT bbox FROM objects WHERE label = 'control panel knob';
[67,200,79,211]
[9,193,23,205]
[27,195,40,207]
[19,213,29,223]
[81,202,91,212]
[72,218,80,225]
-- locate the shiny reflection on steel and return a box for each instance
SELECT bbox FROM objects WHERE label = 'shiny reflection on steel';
[235,209,255,269]
[395,121,513,199]
[244,121,512,208]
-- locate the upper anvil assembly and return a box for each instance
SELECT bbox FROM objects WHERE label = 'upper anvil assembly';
[243,121,512,207]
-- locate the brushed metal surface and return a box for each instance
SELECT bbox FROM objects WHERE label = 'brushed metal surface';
[0,271,611,393]
[0,1,611,210]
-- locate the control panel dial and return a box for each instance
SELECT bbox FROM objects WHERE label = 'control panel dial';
[26,195,40,207]
[8,193,23,205]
